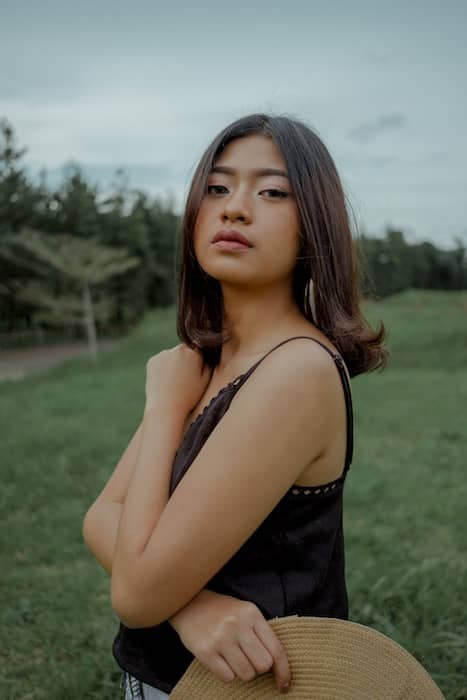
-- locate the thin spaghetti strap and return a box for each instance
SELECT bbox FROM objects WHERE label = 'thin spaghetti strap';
[238,335,342,379]
[236,335,354,473]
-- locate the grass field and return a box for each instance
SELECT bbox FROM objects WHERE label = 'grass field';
[1,289,466,699]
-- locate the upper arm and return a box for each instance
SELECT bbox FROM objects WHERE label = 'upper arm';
[115,341,336,626]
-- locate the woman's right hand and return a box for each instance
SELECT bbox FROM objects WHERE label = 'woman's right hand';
[168,589,291,694]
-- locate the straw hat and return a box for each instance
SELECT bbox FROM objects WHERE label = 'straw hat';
[170,615,445,699]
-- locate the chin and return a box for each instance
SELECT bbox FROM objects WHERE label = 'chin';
[198,254,244,276]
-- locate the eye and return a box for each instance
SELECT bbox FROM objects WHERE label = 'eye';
[206,185,227,195]
[261,189,289,199]
[206,185,289,199]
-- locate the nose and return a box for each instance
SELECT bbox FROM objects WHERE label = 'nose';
[221,186,252,224]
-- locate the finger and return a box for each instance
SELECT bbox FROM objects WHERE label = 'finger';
[253,620,291,691]
[198,650,236,684]
[218,640,258,682]
[238,628,275,677]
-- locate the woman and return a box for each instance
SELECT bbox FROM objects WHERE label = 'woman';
[82,112,389,699]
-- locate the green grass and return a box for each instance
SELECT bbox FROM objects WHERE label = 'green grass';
[1,290,466,699]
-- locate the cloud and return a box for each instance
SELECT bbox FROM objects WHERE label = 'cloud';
[348,112,407,144]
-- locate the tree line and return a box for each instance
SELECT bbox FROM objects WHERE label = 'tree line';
[0,117,465,350]
[0,118,179,351]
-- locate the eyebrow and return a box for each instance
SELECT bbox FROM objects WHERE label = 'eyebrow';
[209,165,290,180]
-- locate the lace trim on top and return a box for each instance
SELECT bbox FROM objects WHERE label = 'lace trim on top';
[182,373,247,438]
[287,475,344,496]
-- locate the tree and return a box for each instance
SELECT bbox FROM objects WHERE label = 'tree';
[0,118,41,234]
[0,229,141,360]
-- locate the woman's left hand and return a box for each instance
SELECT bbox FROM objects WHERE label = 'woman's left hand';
[169,589,291,692]
[144,343,212,420]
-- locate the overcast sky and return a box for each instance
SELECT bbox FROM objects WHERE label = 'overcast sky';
[1,0,466,250]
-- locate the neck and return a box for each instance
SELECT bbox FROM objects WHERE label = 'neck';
[217,281,306,370]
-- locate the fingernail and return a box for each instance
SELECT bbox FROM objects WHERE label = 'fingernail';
[281,682,290,693]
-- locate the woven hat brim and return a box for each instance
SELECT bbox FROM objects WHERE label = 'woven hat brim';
[171,615,445,699]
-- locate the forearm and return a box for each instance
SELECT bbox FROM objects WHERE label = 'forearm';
[112,404,184,584]
[167,587,219,633]
[83,500,230,632]
[82,501,123,575]
[82,415,147,574]
[82,501,221,627]
[82,405,182,578]
[83,500,227,629]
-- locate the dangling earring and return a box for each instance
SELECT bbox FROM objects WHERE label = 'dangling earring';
[305,278,317,322]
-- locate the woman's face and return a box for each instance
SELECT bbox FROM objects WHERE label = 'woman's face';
[193,134,301,290]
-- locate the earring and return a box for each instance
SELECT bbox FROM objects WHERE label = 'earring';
[305,278,317,322]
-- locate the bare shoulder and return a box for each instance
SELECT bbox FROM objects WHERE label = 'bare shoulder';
[278,322,350,382]
[289,321,341,356]
[235,334,340,418]
[242,328,349,486]
[257,324,342,380]
[237,329,347,448]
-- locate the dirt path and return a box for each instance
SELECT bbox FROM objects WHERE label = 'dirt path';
[0,339,122,381]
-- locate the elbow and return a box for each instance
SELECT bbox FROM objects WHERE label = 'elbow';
[110,575,137,627]
[82,504,97,548]
[110,573,165,629]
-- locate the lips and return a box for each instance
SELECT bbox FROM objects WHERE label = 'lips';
[212,229,252,247]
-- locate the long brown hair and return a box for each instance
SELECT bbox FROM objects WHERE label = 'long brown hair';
[176,112,389,378]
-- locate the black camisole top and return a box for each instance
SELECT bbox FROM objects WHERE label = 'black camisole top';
[112,336,354,693]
